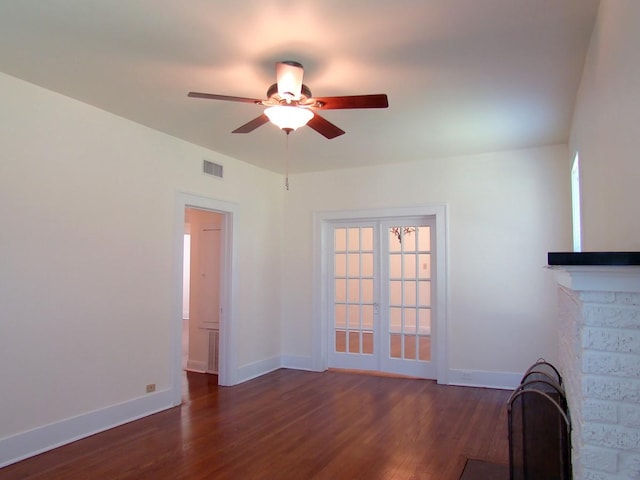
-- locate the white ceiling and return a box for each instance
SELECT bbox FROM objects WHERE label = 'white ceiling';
[0,0,599,174]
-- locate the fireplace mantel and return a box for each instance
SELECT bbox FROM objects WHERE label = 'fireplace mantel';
[548,265,640,293]
[548,251,640,292]
[548,251,640,267]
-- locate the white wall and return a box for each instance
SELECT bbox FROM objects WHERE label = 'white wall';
[282,146,572,382]
[569,0,640,250]
[0,72,283,463]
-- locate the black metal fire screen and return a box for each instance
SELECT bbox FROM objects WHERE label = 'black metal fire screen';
[508,359,571,480]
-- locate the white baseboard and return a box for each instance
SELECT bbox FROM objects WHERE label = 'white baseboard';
[0,389,174,468]
[280,355,314,371]
[186,359,207,373]
[448,368,521,390]
[278,360,521,390]
[0,363,520,468]
[236,355,282,384]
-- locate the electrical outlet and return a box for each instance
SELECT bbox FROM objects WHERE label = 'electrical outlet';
[145,384,156,393]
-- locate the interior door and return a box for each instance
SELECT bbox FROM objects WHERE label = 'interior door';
[328,223,379,371]
[185,209,223,375]
[380,219,436,378]
[328,217,436,379]
[199,223,221,330]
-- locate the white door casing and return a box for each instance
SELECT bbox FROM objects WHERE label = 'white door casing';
[173,192,238,406]
[313,205,448,383]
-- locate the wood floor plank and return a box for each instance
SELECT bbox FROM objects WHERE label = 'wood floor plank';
[1,369,511,479]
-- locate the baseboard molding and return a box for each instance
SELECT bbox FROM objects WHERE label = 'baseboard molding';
[186,359,207,373]
[236,355,282,384]
[280,355,315,371]
[0,363,520,468]
[448,369,521,390]
[277,361,521,390]
[0,389,174,468]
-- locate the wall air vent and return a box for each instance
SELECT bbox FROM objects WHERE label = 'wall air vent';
[203,160,223,179]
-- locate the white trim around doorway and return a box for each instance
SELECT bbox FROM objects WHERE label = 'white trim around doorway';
[172,192,239,405]
[312,205,449,384]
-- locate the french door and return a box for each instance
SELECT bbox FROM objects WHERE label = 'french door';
[328,217,437,379]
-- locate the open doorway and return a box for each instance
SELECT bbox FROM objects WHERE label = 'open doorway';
[172,193,237,406]
[183,208,224,376]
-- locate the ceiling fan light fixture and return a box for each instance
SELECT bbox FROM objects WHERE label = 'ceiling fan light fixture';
[276,61,304,100]
[264,106,314,132]
[189,61,388,139]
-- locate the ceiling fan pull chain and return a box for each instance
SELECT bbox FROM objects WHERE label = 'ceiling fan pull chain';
[285,131,290,191]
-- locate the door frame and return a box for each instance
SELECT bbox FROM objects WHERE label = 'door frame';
[172,192,238,406]
[312,205,448,384]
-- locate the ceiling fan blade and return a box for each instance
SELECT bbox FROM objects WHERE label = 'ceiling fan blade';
[307,113,345,139]
[188,92,262,104]
[276,61,304,100]
[232,114,270,134]
[313,94,389,110]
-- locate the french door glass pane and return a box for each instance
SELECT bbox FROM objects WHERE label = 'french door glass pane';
[405,336,418,359]
[348,305,359,328]
[348,255,360,276]
[335,305,346,328]
[361,228,373,250]
[405,309,417,333]
[390,280,402,304]
[362,253,374,276]
[390,334,402,358]
[403,230,416,251]
[403,254,416,277]
[418,337,431,361]
[362,305,374,329]
[335,229,347,250]
[362,279,374,303]
[335,254,346,277]
[335,279,346,302]
[348,228,360,250]
[390,254,401,276]
[418,226,430,251]
[347,279,360,302]
[389,230,401,252]
[403,281,416,306]
[348,332,360,353]
[419,254,431,278]
[390,307,402,332]
[419,280,431,305]
[419,308,431,332]
[335,330,346,353]
[362,332,374,354]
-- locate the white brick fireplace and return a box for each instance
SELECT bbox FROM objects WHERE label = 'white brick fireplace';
[553,265,640,480]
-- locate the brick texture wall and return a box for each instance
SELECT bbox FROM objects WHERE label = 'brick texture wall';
[558,287,640,480]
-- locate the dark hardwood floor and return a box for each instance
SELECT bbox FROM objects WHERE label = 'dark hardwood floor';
[1,369,511,479]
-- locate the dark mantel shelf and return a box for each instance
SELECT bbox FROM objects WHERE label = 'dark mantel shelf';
[548,252,640,266]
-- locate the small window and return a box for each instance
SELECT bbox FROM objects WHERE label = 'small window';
[571,153,582,252]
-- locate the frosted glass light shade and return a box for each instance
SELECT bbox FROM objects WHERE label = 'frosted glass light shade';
[264,106,314,131]
[276,62,304,99]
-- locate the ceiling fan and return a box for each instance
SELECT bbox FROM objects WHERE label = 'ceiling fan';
[188,61,389,139]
